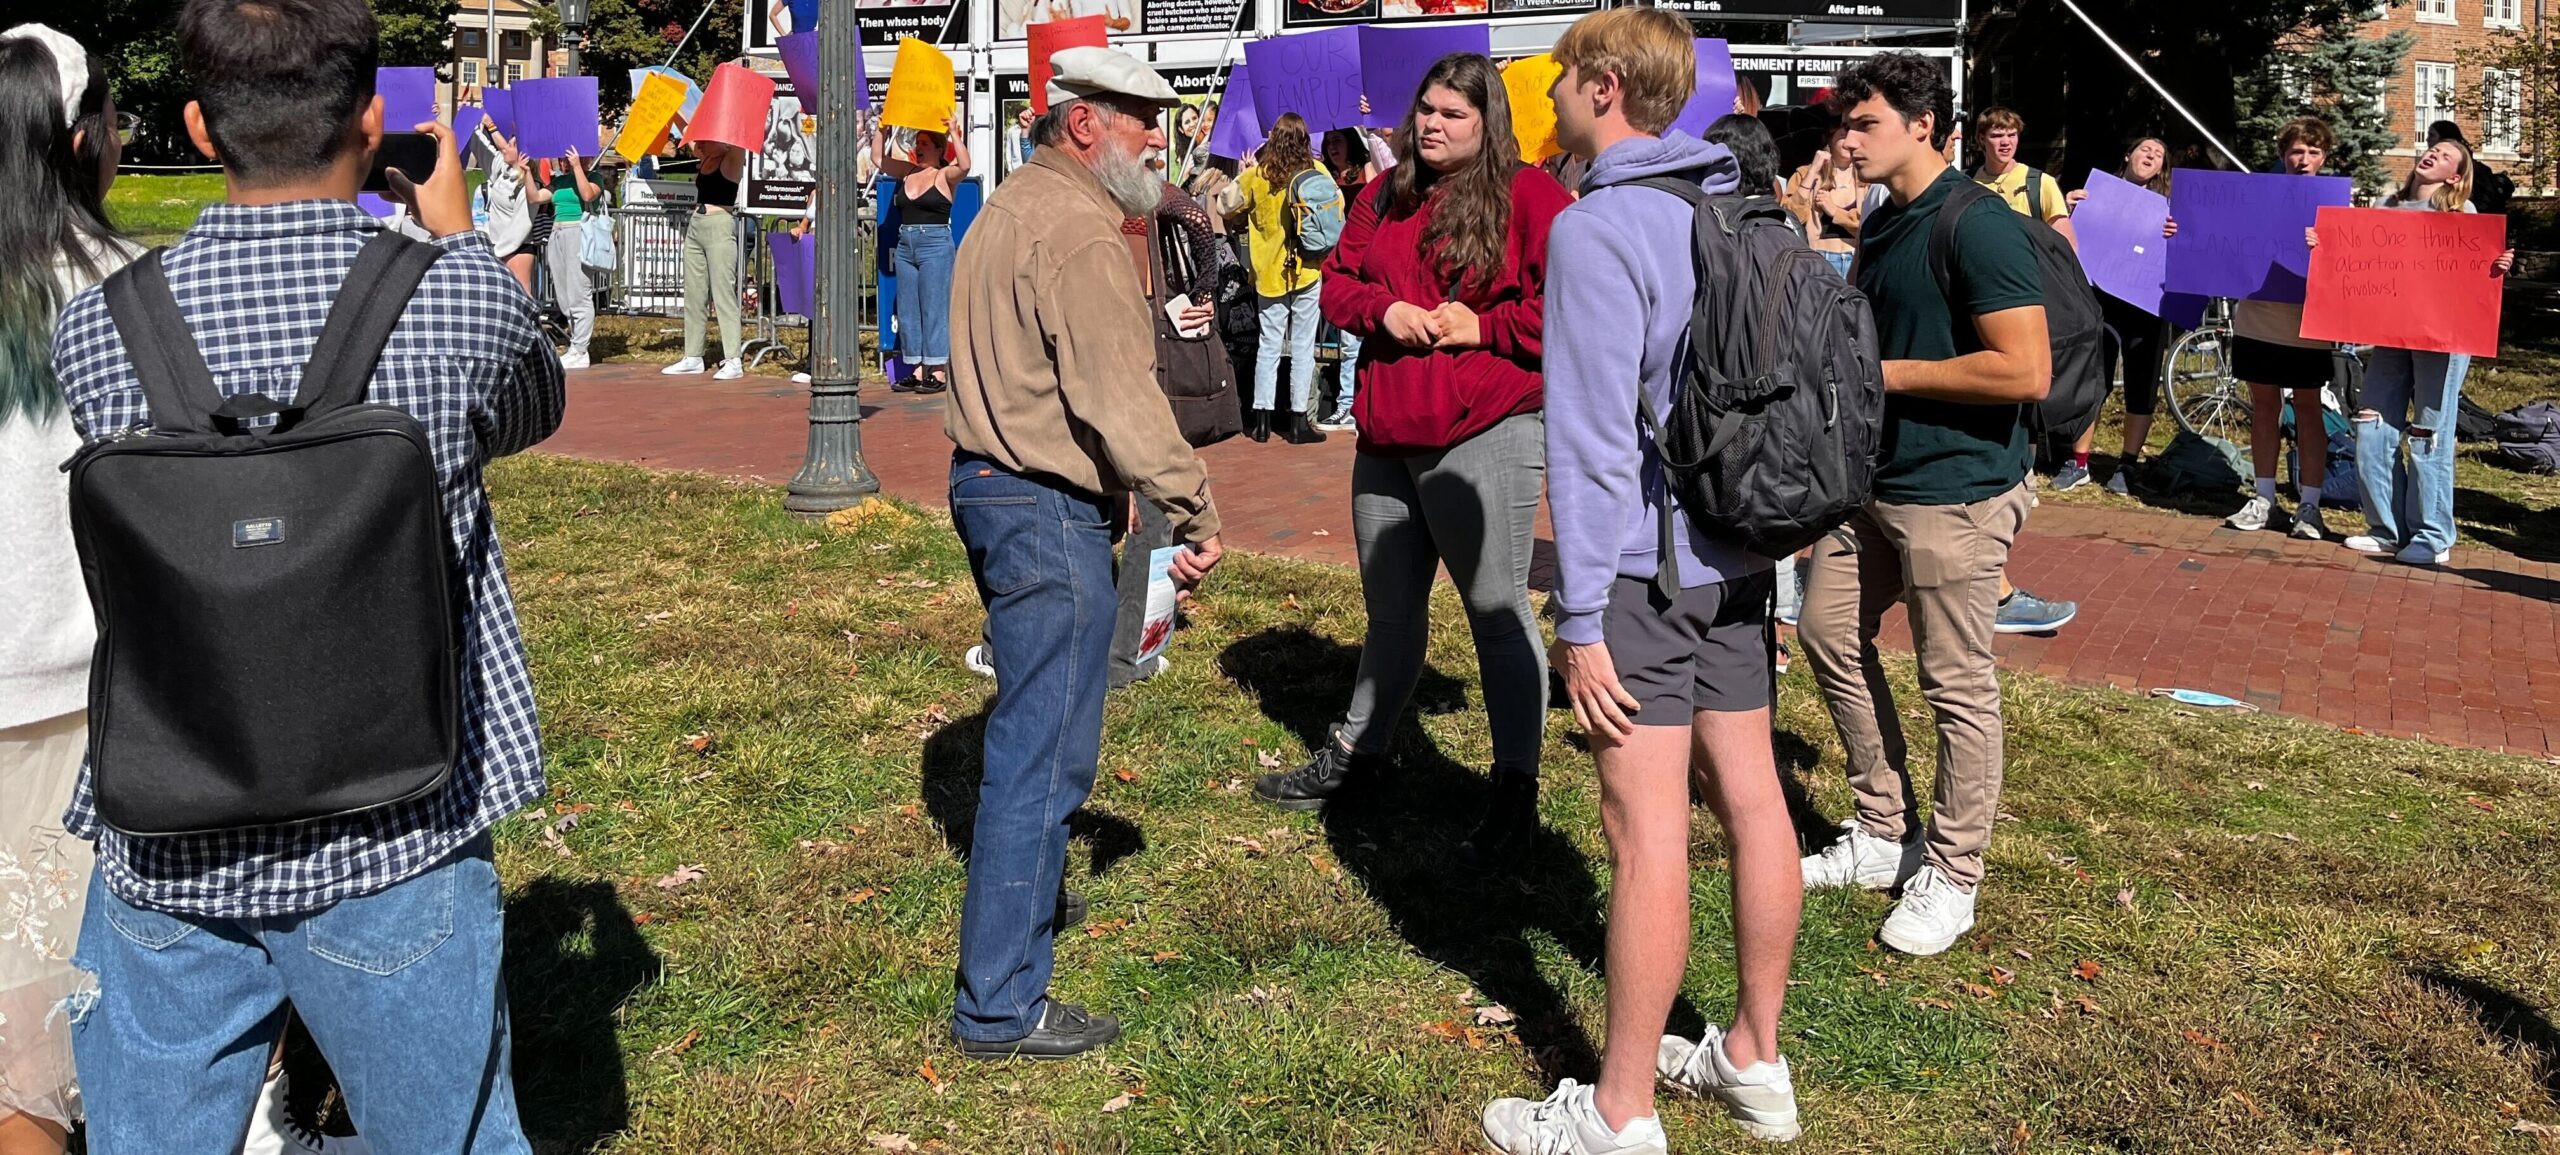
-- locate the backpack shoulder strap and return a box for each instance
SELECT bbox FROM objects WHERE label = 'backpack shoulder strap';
[291,230,443,415]
[1927,180,1995,307]
[98,248,217,435]
[2023,165,2046,220]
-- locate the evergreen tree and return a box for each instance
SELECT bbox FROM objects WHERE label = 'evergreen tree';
[2232,10,2412,191]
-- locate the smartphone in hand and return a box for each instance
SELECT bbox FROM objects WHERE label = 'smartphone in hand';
[363,132,440,194]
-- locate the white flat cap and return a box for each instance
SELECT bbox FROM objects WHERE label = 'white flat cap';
[1046,45,1179,108]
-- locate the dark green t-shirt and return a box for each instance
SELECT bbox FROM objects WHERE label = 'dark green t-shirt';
[1855,166,2043,505]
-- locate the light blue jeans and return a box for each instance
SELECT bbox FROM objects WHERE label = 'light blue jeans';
[1254,285,1322,413]
[72,838,530,1153]
[894,223,955,366]
[2353,347,2470,554]
[1330,329,1362,419]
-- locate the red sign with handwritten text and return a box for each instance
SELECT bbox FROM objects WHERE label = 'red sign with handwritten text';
[2301,206,2507,358]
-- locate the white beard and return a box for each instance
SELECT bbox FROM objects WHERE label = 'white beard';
[1096,139,1163,216]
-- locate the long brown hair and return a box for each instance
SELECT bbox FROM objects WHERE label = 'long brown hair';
[2117,136,2170,196]
[1382,53,1520,293]
[1257,112,1315,186]
[2400,136,2476,212]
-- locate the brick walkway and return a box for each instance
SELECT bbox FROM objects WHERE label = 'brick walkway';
[540,362,2560,756]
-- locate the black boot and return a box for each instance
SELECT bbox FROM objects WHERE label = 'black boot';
[1247,408,1271,443]
[954,1000,1122,1060]
[1254,728,1381,811]
[1459,767,1540,866]
[1283,409,1328,445]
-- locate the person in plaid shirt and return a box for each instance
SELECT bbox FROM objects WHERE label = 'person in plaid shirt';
[48,0,562,1148]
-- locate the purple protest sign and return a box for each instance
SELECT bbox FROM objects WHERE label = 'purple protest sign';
[482,90,516,138]
[356,192,400,219]
[778,32,821,102]
[510,76,600,160]
[1247,29,1364,136]
[1359,24,1490,130]
[770,231,817,316]
[2073,169,2171,315]
[1207,63,1265,160]
[1667,39,1738,138]
[455,104,485,136]
[2161,291,2208,331]
[378,67,436,129]
[2164,168,2353,304]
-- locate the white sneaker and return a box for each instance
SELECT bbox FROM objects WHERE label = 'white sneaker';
[1799,820,1920,891]
[792,371,812,384]
[1878,864,1977,956]
[2396,542,2451,567]
[660,357,706,376]
[2342,534,2397,556]
[1480,1079,1668,1155]
[2289,504,2329,541]
[1658,1026,1803,1142]
[964,645,996,679]
[558,349,590,370]
[243,1070,372,1155]
[2225,494,2278,532]
[713,359,746,381]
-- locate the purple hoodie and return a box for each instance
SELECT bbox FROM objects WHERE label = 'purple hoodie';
[1544,131,1773,647]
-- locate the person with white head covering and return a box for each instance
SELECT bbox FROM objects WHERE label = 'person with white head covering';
[0,24,127,1152]
[941,45,1226,1060]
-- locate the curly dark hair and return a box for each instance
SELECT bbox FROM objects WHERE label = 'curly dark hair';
[1826,51,1953,148]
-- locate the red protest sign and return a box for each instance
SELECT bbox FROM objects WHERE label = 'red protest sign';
[2301,206,2507,358]
[1027,16,1108,115]
[688,63,777,153]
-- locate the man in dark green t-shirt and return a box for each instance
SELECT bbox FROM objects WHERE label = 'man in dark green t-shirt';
[1796,52,2052,959]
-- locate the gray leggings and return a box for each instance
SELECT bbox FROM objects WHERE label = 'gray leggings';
[1340,411,1548,771]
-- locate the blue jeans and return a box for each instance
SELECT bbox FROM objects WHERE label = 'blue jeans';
[948,451,1117,1041]
[1819,248,1855,278]
[1330,329,1362,419]
[1254,285,1322,413]
[72,838,528,1154]
[894,223,955,366]
[2353,346,2469,554]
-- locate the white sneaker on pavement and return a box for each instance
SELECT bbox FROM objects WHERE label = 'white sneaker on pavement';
[1799,820,1920,891]
[713,359,746,381]
[660,357,706,376]
[1878,864,1977,956]
[1658,1026,1803,1142]
[2396,542,2452,567]
[2342,534,2397,556]
[558,349,590,370]
[2225,494,2279,532]
[1480,1079,1669,1155]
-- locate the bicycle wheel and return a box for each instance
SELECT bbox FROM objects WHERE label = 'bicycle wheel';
[2166,325,2250,445]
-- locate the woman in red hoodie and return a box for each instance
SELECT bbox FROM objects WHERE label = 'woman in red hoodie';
[1252,51,1573,866]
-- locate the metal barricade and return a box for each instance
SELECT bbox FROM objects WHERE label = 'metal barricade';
[610,203,692,316]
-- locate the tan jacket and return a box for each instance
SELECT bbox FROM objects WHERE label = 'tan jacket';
[943,146,1220,543]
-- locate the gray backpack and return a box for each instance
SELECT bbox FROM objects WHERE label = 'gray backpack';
[2493,400,2560,473]
[1635,181,1886,572]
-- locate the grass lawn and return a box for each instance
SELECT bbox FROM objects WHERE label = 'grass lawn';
[488,454,2560,1154]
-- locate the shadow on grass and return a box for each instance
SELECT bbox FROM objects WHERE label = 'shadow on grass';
[2453,485,2560,563]
[506,877,665,1154]
[917,707,1149,877]
[2414,968,2560,1102]
[1219,625,1716,1086]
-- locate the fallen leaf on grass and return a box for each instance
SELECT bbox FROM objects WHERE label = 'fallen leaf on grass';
[1859,968,1891,987]
[1989,966,2017,986]
[538,824,572,859]
[1306,852,1340,878]
[552,812,583,833]
[2183,1028,2230,1053]
[2115,887,2137,911]
[650,1029,700,1058]
[2074,995,2104,1016]
[642,611,674,624]
[1226,836,1267,856]
[1474,1003,1517,1026]
[1114,769,1139,783]
[684,732,716,755]
[2245,780,2268,790]
[2514,1120,2560,1137]
[1101,1090,1139,1114]
[867,1136,918,1152]
[848,888,879,905]
[2468,796,2497,812]
[1423,1019,1470,1042]
[654,864,706,890]
[2012,1121,2030,1145]
[1281,595,1301,611]
[799,839,850,855]
[2013,947,2035,961]
[1256,750,1282,770]
[1910,997,1956,1011]
[918,1061,945,1089]
[2072,959,2103,983]
[1959,981,1999,1000]
[1150,950,1182,963]
[1084,918,1128,939]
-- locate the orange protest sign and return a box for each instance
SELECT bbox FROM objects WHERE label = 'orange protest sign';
[613,70,688,162]
[1502,54,1562,165]
[2300,206,2508,358]
[882,39,956,134]
[1028,16,1109,115]
[688,63,777,152]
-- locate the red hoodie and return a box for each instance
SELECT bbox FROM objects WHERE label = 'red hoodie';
[1320,165,1574,455]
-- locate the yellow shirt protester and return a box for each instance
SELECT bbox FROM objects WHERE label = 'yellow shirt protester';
[1974,162,2069,224]
[1233,167,1325,300]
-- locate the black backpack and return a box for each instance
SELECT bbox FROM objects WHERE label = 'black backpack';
[1928,181,2110,446]
[69,232,461,836]
[2492,399,2560,473]
[1636,182,1886,569]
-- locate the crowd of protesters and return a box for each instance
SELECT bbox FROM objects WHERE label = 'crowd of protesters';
[0,0,2522,1149]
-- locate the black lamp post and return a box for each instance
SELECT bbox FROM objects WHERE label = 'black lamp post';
[784,2,883,517]
[557,0,589,76]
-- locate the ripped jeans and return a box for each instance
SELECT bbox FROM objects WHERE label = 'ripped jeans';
[2352,347,2470,556]
[71,837,531,1153]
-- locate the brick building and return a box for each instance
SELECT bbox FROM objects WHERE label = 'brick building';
[2364,0,2540,185]
[447,0,558,108]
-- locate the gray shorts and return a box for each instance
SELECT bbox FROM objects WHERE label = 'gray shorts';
[1602,570,1777,722]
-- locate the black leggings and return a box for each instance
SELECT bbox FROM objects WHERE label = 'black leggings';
[2101,294,2171,419]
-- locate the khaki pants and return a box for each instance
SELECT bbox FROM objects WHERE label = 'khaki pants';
[682,209,742,363]
[1797,484,2029,888]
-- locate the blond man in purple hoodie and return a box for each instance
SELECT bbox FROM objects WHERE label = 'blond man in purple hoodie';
[1477,9,1802,1154]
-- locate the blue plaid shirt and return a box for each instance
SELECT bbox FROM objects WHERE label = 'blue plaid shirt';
[52,200,565,918]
